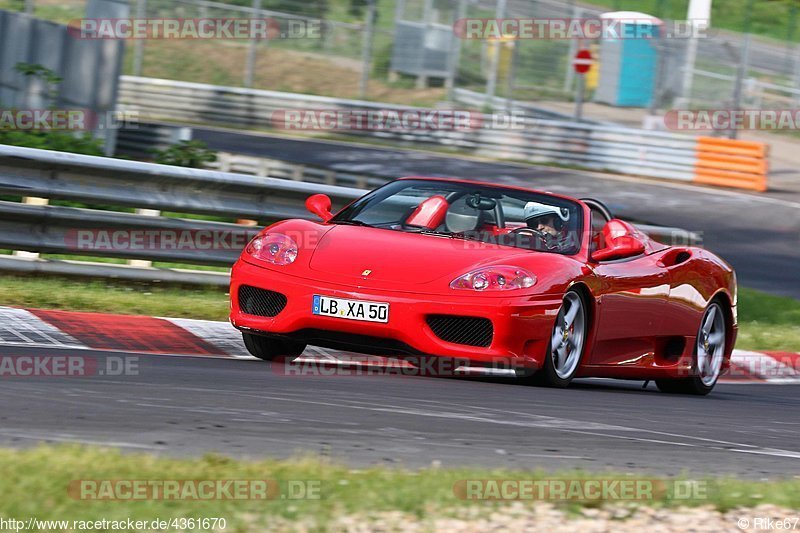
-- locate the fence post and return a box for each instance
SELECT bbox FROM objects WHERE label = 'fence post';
[504,38,519,113]
[792,43,800,108]
[446,0,466,100]
[359,0,377,99]
[417,0,434,88]
[484,0,507,108]
[244,0,263,88]
[132,0,146,76]
[729,33,751,140]
[563,5,580,93]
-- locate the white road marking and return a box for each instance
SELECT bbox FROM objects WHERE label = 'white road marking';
[0,429,159,450]
[112,382,800,460]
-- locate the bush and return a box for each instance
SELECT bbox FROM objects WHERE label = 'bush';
[151,140,218,168]
[0,129,104,155]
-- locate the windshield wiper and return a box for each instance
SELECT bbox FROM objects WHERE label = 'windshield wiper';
[417,229,482,242]
[449,231,483,242]
[332,220,375,228]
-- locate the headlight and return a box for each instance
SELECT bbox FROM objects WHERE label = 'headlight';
[245,233,298,266]
[450,266,536,291]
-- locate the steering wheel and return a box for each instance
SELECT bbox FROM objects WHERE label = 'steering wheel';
[508,226,556,249]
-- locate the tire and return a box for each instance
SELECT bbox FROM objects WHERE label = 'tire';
[656,301,727,396]
[525,289,589,388]
[242,332,306,362]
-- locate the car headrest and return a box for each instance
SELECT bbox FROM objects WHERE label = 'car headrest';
[446,197,483,233]
[405,195,449,229]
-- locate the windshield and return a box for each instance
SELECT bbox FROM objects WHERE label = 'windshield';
[332,179,584,255]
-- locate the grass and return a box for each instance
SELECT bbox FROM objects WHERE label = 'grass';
[122,29,446,106]
[0,276,798,351]
[0,445,798,531]
[0,275,229,320]
[736,287,800,351]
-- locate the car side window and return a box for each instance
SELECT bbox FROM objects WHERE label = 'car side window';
[589,208,608,254]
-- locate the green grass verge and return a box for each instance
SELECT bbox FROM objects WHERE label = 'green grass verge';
[0,275,229,321]
[0,276,798,351]
[0,445,798,532]
[737,287,800,351]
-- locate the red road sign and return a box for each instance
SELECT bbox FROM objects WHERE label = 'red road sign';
[573,49,593,74]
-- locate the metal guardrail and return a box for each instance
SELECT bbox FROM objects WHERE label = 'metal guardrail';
[205,152,389,190]
[115,122,193,160]
[0,144,363,283]
[0,144,362,220]
[0,143,698,285]
[118,76,770,191]
[451,88,605,124]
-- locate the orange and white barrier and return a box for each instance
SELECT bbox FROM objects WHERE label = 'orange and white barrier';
[693,137,768,192]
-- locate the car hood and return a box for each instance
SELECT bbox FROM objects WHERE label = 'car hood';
[308,226,528,285]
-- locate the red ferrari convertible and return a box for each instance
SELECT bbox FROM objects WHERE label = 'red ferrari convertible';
[230,177,737,395]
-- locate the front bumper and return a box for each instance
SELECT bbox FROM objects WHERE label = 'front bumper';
[230,259,562,368]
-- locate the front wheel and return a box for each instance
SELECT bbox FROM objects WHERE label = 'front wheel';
[242,332,306,361]
[656,302,727,396]
[526,290,588,387]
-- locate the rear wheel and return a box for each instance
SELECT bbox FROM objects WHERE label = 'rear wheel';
[656,302,727,396]
[526,290,588,387]
[242,332,306,361]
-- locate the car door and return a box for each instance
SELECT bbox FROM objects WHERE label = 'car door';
[587,254,671,367]
[658,247,708,338]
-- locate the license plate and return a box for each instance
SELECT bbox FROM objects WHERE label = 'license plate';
[312,295,389,323]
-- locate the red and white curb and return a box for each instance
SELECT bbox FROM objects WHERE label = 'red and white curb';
[0,306,797,384]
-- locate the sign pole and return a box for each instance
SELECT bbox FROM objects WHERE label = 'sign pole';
[572,47,592,122]
[575,73,585,121]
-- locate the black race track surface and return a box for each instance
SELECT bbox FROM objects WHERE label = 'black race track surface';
[1,346,799,477]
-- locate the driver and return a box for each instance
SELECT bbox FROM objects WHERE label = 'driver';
[523,202,572,250]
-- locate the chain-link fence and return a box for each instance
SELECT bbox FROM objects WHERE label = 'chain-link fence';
[5,0,800,126]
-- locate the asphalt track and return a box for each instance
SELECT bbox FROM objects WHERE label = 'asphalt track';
[192,129,800,299]
[2,345,799,477]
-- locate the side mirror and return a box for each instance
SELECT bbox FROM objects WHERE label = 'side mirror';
[591,235,646,262]
[306,194,333,222]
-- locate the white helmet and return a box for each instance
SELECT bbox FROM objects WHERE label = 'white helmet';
[523,201,570,223]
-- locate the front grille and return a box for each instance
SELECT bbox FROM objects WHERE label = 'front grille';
[426,315,493,348]
[281,329,421,356]
[238,285,287,317]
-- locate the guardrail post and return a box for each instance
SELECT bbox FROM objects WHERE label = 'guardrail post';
[13,197,48,259]
[128,209,160,268]
[291,166,304,181]
[257,158,271,177]
[217,152,232,172]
